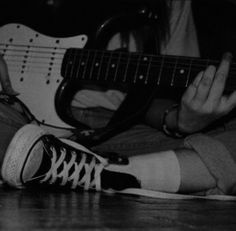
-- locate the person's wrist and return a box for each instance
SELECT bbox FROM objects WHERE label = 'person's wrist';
[165,105,178,131]
[162,104,187,138]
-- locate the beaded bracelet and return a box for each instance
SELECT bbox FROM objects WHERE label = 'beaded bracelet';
[162,104,186,138]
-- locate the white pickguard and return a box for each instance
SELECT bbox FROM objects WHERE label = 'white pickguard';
[0,23,88,128]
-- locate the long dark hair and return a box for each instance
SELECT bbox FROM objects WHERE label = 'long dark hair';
[119,0,171,53]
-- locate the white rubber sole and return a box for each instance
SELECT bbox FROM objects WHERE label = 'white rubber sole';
[1,124,47,188]
[115,188,236,201]
[2,124,236,201]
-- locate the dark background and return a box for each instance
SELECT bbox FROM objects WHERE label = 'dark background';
[0,0,236,59]
[192,0,236,59]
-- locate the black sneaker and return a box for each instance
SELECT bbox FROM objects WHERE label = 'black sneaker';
[3,124,236,201]
[1,124,140,192]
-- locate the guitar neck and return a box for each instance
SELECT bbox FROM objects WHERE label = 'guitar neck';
[62,48,236,91]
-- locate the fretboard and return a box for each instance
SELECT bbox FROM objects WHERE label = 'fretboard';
[61,48,236,91]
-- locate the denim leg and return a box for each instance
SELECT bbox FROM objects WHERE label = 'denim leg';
[71,106,113,129]
[92,124,184,156]
[0,102,28,168]
[180,117,236,195]
[72,106,185,156]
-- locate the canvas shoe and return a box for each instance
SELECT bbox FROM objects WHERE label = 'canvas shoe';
[3,124,236,201]
[1,124,140,191]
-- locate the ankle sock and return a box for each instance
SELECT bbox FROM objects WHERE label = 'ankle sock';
[106,150,181,193]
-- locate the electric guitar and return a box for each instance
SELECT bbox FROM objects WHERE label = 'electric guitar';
[0,23,87,128]
[0,22,235,144]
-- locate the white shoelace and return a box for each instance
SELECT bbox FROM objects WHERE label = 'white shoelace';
[40,146,105,190]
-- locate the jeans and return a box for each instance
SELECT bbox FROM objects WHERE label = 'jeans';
[0,101,28,167]
[1,101,236,194]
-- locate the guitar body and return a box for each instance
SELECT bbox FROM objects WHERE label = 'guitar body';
[1,7,215,145]
[0,6,158,145]
[0,23,87,128]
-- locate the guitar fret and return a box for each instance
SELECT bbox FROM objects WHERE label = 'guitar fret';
[113,51,121,82]
[157,56,164,85]
[96,50,105,81]
[134,54,142,83]
[113,52,129,84]
[74,49,86,80]
[138,56,150,82]
[123,53,131,82]
[108,51,121,82]
[175,66,188,87]
[185,58,193,87]
[88,50,97,80]
[81,50,90,79]
[70,49,78,79]
[145,56,152,84]
[75,49,83,79]
[170,57,178,86]
[104,51,113,81]
[160,56,177,86]
[62,48,236,93]
[64,49,73,78]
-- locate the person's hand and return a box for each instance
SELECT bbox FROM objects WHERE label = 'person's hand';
[178,52,236,133]
[0,55,19,96]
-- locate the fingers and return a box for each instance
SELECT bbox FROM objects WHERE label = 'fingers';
[208,52,232,103]
[182,71,204,102]
[179,53,236,133]
[192,70,204,87]
[220,91,236,113]
[193,65,216,103]
[188,52,232,107]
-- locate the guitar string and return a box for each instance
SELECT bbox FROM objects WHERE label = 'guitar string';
[4,58,236,76]
[0,43,67,51]
[0,43,231,64]
[2,50,236,76]
[4,59,62,66]
[4,54,236,69]
[1,47,235,70]
[0,49,227,64]
[1,51,236,91]
[1,44,235,69]
[5,64,236,89]
[3,58,236,75]
[4,62,236,85]
[5,57,236,79]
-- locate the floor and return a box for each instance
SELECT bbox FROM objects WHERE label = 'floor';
[1,185,236,230]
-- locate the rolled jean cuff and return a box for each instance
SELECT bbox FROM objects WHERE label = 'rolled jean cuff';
[184,133,236,195]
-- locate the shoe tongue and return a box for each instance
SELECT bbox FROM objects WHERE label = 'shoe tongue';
[22,140,52,183]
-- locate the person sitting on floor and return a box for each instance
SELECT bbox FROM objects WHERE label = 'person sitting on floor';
[1,0,236,198]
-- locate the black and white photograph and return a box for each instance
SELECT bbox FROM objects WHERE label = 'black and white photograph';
[0,0,236,230]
